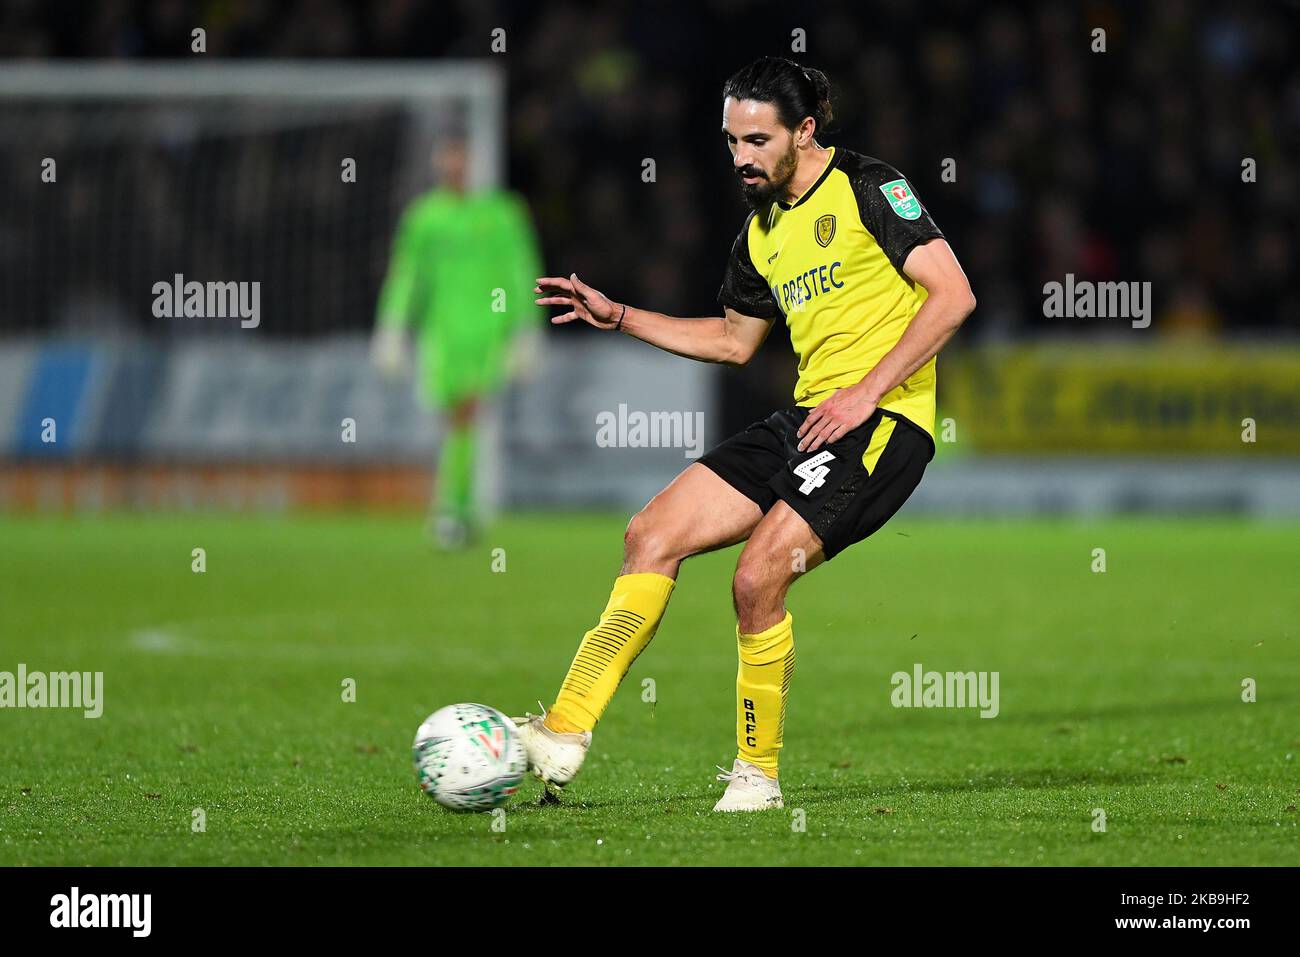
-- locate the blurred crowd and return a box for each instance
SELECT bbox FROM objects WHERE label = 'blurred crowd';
[1,0,1296,351]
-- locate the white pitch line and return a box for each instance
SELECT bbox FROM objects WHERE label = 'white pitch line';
[127,616,446,664]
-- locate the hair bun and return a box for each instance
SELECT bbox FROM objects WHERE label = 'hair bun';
[803,66,834,129]
[721,57,836,135]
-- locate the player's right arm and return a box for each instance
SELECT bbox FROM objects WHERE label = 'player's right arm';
[371,203,426,376]
[537,212,778,366]
[534,274,771,367]
[376,205,424,332]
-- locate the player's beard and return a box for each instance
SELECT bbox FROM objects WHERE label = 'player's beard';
[738,143,798,210]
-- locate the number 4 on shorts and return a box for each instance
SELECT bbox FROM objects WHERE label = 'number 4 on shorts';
[793,450,835,495]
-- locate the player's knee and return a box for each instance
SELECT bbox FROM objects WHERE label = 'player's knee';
[623,508,678,566]
[731,554,781,612]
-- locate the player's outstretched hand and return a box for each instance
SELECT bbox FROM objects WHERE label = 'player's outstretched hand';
[796,383,878,453]
[369,325,411,380]
[535,273,622,330]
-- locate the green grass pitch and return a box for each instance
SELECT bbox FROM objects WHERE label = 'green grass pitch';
[1,513,1296,866]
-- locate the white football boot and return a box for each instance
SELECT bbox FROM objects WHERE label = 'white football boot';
[713,758,784,812]
[512,704,591,791]
[429,514,473,551]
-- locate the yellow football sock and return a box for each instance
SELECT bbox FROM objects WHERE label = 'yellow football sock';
[549,573,676,732]
[735,611,795,779]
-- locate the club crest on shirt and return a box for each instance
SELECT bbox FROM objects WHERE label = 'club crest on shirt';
[879,178,922,220]
[814,213,836,247]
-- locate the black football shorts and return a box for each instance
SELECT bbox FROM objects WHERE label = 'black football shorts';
[698,406,934,560]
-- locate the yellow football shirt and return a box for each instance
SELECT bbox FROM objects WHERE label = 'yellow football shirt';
[718,147,944,438]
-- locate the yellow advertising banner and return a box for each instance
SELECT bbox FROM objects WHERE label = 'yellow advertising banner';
[939,344,1300,453]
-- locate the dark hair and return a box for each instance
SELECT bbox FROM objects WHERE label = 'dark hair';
[722,56,834,135]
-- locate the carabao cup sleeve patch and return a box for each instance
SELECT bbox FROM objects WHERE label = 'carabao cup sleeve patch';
[843,154,944,273]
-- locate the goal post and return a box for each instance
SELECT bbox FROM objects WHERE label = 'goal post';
[0,59,504,181]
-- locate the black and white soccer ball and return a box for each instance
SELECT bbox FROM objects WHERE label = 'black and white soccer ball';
[412,703,527,811]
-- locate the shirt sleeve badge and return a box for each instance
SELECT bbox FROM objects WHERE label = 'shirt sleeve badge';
[879,178,922,220]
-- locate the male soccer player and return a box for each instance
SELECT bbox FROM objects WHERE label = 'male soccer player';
[372,136,543,548]
[520,57,975,810]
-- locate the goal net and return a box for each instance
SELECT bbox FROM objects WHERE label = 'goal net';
[0,61,504,338]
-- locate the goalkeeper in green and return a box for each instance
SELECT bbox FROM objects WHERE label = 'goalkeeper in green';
[372,139,544,547]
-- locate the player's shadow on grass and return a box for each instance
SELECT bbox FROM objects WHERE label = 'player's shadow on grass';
[511,765,1153,812]
[511,784,725,812]
[791,766,1157,806]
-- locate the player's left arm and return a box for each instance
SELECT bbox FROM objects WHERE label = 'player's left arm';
[797,238,976,452]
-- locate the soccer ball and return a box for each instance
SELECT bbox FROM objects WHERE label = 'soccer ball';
[412,703,527,811]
